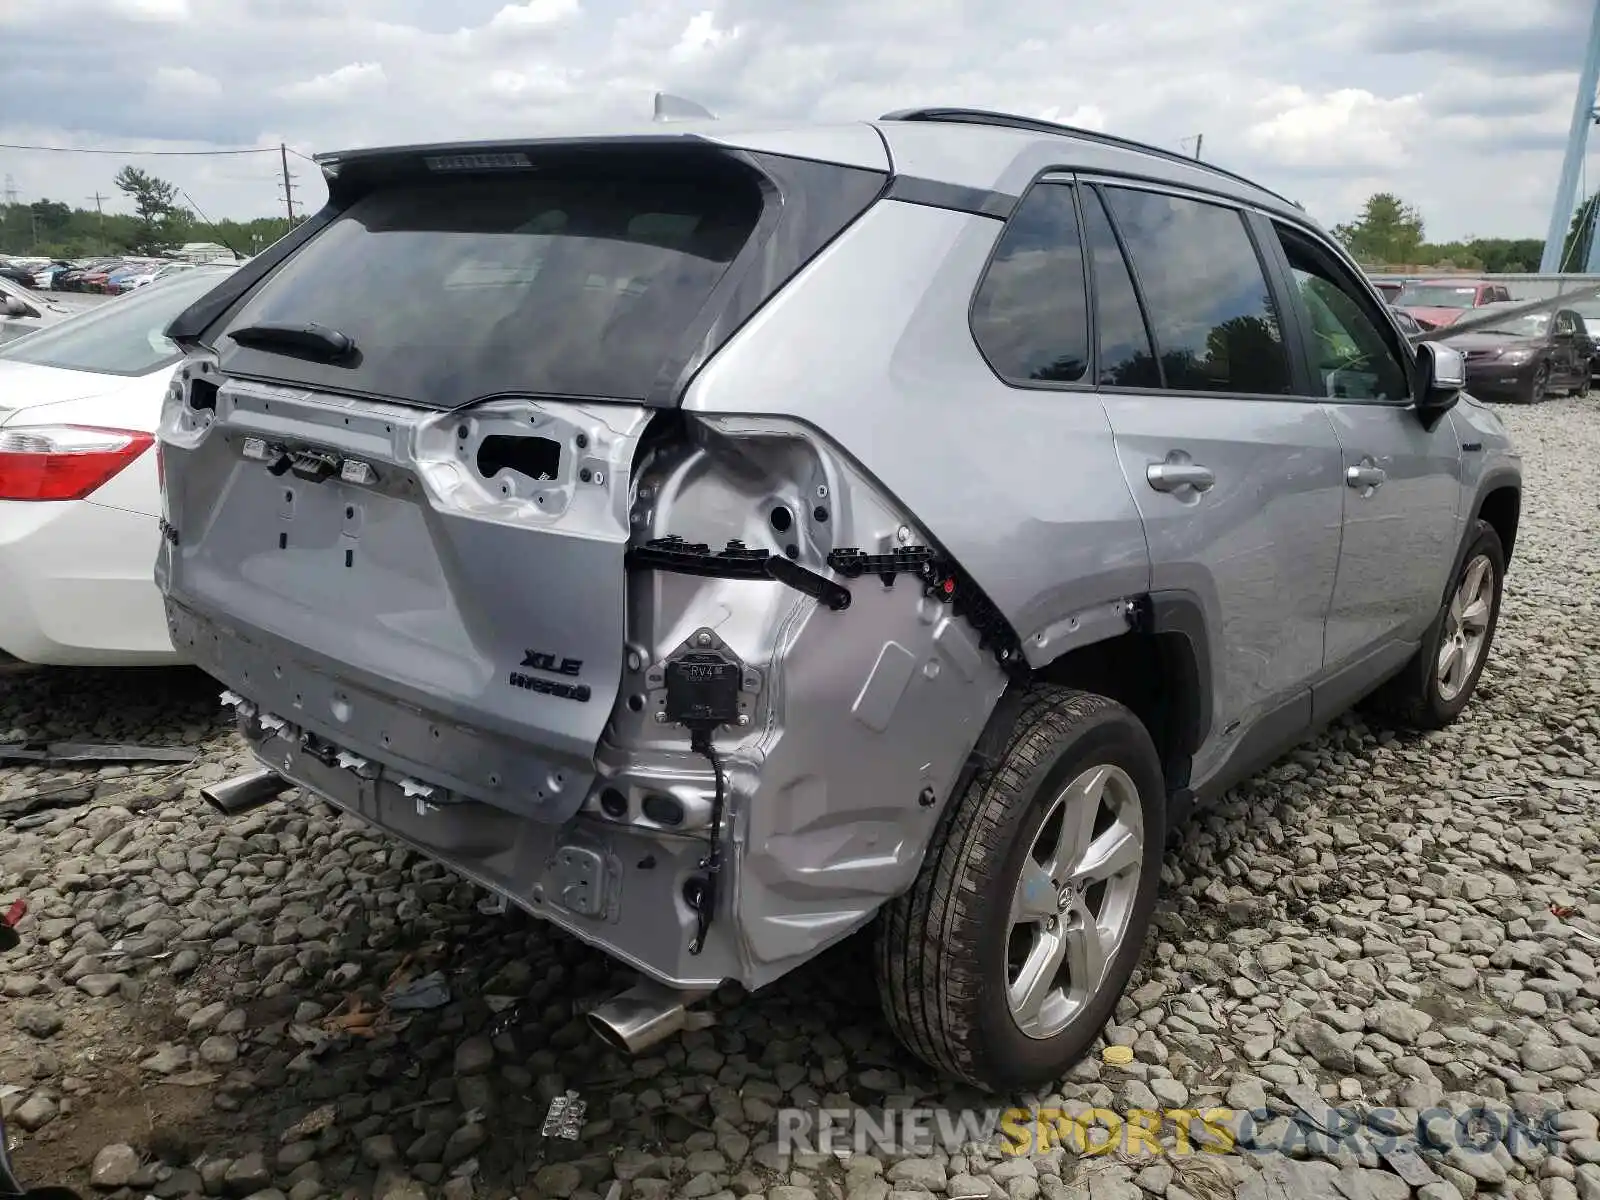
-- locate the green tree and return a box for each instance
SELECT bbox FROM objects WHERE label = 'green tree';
[1560,195,1600,271]
[29,200,71,234]
[112,165,186,254]
[1333,193,1425,266]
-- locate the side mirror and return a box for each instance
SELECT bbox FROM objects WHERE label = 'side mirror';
[1415,341,1464,424]
[0,295,29,318]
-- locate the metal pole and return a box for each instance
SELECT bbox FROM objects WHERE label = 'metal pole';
[1541,0,1600,271]
[1194,133,1203,161]
[280,143,295,224]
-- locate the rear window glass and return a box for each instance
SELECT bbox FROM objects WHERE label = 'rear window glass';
[1393,284,1478,308]
[216,166,764,407]
[0,268,232,376]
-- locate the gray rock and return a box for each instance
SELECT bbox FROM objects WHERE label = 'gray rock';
[531,1164,581,1198]
[1513,991,1551,1017]
[91,1145,140,1189]
[13,1005,63,1039]
[1367,1000,1433,1045]
[453,1037,494,1075]
[74,973,127,997]
[1295,1017,1357,1072]
[1446,1143,1508,1185]
[14,1094,58,1130]
[442,1124,486,1165]
[223,1153,271,1195]
[140,1044,193,1074]
[198,1035,238,1065]
[886,1159,946,1190]
[362,1135,400,1167]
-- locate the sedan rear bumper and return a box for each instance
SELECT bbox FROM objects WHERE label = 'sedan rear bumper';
[0,499,179,665]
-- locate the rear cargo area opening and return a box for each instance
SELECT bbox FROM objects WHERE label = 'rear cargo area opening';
[211,150,768,411]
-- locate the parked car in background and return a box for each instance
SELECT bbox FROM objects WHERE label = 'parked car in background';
[154,108,1517,1092]
[0,274,81,344]
[1389,306,1424,337]
[28,260,75,289]
[1393,278,1513,330]
[117,261,193,293]
[103,262,154,293]
[1443,301,1592,403]
[0,258,48,286]
[52,259,121,292]
[0,263,235,665]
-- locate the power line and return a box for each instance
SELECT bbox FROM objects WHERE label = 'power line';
[0,142,279,157]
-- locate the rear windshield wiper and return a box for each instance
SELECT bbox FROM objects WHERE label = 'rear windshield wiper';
[228,321,357,362]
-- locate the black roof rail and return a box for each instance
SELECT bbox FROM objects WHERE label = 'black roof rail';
[877,107,1296,208]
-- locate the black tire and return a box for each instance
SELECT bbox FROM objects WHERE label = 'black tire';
[874,685,1165,1092]
[1576,373,1592,399]
[1522,363,1549,404]
[1369,520,1505,730]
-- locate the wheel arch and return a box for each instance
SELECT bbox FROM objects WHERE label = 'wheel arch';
[959,590,1211,806]
[1475,479,1520,565]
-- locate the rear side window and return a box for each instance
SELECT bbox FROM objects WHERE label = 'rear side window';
[970,182,1089,385]
[1100,187,1292,395]
[216,163,764,407]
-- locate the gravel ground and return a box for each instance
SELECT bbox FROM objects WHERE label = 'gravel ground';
[2,396,1598,1200]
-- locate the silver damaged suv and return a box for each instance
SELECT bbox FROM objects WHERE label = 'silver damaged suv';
[155,107,1520,1091]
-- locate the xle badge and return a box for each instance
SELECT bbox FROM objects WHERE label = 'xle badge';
[507,648,591,703]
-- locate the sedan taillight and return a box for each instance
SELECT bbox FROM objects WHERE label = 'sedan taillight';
[0,425,154,501]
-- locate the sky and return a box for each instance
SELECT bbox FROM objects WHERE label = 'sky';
[0,0,1594,245]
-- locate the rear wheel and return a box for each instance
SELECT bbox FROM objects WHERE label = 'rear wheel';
[875,686,1165,1092]
[1369,520,1505,730]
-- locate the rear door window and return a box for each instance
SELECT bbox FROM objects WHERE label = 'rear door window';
[1099,186,1293,395]
[1080,188,1160,388]
[969,182,1090,385]
[216,164,764,408]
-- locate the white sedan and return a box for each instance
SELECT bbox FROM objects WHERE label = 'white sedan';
[0,265,235,665]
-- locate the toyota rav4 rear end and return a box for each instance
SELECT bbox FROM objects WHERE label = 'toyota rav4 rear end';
[155,127,1016,1025]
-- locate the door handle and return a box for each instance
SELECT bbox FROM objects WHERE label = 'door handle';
[1346,464,1386,490]
[1146,462,1215,493]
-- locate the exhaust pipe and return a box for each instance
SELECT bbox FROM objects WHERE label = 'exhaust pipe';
[587,981,712,1055]
[201,767,289,815]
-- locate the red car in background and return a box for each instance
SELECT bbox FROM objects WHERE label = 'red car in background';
[1393,278,1514,330]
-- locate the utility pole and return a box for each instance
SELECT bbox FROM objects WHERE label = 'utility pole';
[279,143,298,225]
[1541,0,1600,272]
[2,175,16,251]
[88,191,108,253]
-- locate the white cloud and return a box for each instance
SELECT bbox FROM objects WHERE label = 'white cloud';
[671,10,736,61]
[1038,104,1107,132]
[150,66,223,100]
[486,0,579,33]
[483,68,574,102]
[1246,87,1427,171]
[276,62,388,103]
[107,0,187,20]
[0,0,1589,242]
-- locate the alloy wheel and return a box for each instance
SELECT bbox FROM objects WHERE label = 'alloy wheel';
[1006,764,1144,1040]
[1438,553,1495,703]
